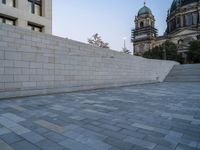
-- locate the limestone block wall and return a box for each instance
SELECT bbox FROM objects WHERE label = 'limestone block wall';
[0,24,178,99]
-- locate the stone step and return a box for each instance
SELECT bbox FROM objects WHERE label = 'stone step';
[168,71,200,76]
[170,68,200,72]
[165,76,200,81]
[165,78,200,82]
[173,64,200,69]
[165,64,200,82]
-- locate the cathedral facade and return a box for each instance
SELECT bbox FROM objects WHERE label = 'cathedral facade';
[132,0,200,63]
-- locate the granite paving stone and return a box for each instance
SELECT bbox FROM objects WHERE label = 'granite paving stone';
[0,127,11,135]
[108,147,122,150]
[8,124,31,135]
[21,131,44,143]
[35,120,65,134]
[124,136,157,150]
[119,128,146,139]
[76,135,111,150]
[153,145,172,150]
[0,133,23,144]
[0,82,199,150]
[82,124,104,132]
[44,131,66,143]
[59,138,92,150]
[36,139,65,150]
[104,137,134,150]
[175,143,198,150]
[94,104,119,110]
[99,124,121,132]
[34,127,50,134]
[0,139,14,150]
[10,140,40,150]
[0,116,18,128]
[198,143,200,149]
[132,123,154,131]
[1,113,25,123]
[164,131,183,144]
[62,130,82,139]
[132,145,149,150]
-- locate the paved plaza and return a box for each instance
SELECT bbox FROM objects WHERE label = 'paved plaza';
[0,82,200,150]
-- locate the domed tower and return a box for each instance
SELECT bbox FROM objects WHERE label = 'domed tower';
[166,0,200,63]
[132,2,158,55]
[166,0,200,34]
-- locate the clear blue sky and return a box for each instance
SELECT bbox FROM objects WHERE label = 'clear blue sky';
[52,0,173,51]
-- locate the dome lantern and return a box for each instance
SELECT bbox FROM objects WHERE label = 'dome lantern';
[138,2,152,16]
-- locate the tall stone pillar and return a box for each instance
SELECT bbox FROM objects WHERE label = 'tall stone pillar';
[15,0,28,28]
[42,0,52,33]
[180,15,184,27]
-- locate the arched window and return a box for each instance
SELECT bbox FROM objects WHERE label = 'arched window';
[176,17,181,28]
[140,22,144,28]
[170,19,176,31]
[185,13,193,26]
[147,19,150,26]
[178,39,183,44]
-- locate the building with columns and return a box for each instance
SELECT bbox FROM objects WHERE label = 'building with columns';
[0,0,52,34]
[132,0,200,62]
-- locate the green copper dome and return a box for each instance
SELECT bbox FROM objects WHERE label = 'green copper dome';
[138,5,152,15]
[170,0,198,13]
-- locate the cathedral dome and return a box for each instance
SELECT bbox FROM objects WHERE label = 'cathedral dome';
[138,5,152,15]
[170,0,198,13]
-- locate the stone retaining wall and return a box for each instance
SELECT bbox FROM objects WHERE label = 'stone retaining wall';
[0,24,178,99]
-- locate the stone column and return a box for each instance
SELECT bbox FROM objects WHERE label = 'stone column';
[168,22,171,33]
[15,0,28,29]
[180,15,184,27]
[42,0,52,34]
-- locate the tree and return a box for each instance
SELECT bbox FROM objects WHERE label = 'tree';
[122,47,131,54]
[143,41,182,62]
[143,45,163,59]
[134,52,141,56]
[188,40,200,63]
[88,33,110,48]
[163,40,180,61]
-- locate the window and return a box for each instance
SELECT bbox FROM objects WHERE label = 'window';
[183,15,186,27]
[178,39,183,44]
[139,44,144,52]
[147,19,150,26]
[176,17,181,28]
[2,0,15,7]
[28,0,42,16]
[140,22,144,28]
[28,23,42,32]
[192,12,198,25]
[0,16,15,25]
[197,35,200,40]
[185,13,193,26]
[170,18,176,31]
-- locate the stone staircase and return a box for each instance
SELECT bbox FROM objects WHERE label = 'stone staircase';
[165,64,200,82]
